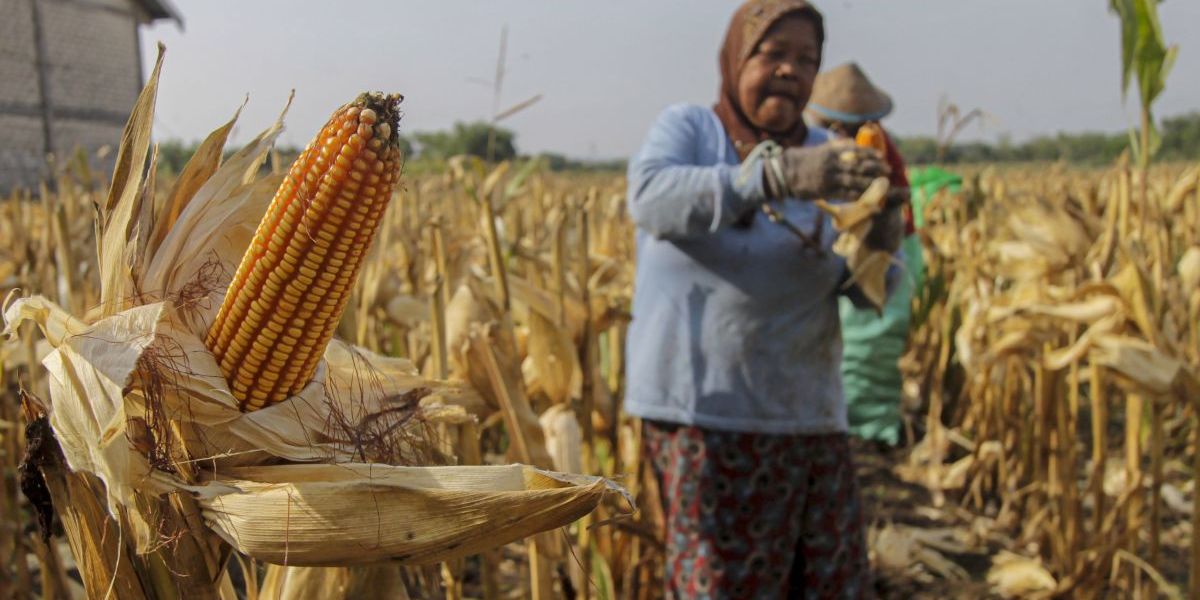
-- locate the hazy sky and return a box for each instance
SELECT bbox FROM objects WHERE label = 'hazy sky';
[142,1,1199,159]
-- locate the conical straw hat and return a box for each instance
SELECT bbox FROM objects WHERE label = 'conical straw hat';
[805,62,894,124]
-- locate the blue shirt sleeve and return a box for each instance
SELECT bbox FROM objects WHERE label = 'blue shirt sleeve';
[627,105,768,240]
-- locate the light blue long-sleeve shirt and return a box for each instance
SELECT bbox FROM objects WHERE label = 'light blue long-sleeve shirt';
[624,103,890,435]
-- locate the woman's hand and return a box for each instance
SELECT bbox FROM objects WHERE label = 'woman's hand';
[865,205,904,254]
[764,144,888,199]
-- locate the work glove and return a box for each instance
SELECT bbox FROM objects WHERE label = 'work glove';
[763,143,889,200]
[865,204,904,254]
[884,185,910,210]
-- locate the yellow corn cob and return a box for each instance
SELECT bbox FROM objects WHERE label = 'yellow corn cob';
[855,121,888,157]
[205,92,404,411]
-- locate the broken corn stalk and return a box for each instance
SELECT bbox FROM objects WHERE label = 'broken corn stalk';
[206,92,404,411]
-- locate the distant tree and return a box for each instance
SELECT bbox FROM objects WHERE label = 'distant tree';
[520,152,627,172]
[892,114,1200,166]
[412,130,455,159]
[893,136,939,165]
[414,121,516,161]
[396,134,415,159]
[536,152,570,171]
[1160,112,1200,160]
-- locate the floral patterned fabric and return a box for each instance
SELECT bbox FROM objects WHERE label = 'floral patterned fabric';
[644,420,870,599]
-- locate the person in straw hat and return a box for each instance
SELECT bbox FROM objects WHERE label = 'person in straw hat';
[806,62,914,448]
[623,1,905,596]
[806,63,894,134]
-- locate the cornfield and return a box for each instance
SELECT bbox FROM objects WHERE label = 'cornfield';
[899,162,1200,598]
[2,53,1199,600]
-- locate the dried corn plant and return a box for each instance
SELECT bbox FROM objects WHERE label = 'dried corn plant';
[1,138,107,600]
[14,40,1200,600]
[8,117,1196,599]
[2,47,625,599]
[327,137,671,598]
[901,162,1200,597]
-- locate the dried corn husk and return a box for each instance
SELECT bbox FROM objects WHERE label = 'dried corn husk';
[1090,334,1194,396]
[525,307,582,406]
[1163,169,1197,213]
[466,322,554,471]
[1178,246,1200,292]
[816,177,893,312]
[3,286,623,563]
[201,463,621,566]
[385,295,430,326]
[986,551,1056,599]
[259,565,410,600]
[445,281,504,413]
[540,403,583,474]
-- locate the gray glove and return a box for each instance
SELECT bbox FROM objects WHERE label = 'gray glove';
[865,205,904,254]
[884,185,910,209]
[764,144,888,200]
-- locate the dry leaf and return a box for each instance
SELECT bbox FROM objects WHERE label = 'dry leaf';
[540,403,582,474]
[1178,246,1200,293]
[987,551,1056,598]
[97,45,164,317]
[201,463,621,566]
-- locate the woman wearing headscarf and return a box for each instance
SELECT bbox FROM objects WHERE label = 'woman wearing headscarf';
[624,1,903,597]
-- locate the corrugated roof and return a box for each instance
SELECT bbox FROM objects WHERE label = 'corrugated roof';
[133,0,182,25]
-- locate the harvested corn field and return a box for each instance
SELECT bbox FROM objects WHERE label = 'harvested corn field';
[4,101,1198,598]
[2,1,1200,599]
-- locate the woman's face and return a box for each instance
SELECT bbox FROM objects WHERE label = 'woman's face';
[736,16,820,134]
